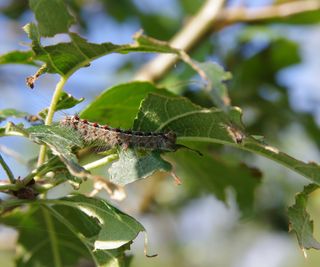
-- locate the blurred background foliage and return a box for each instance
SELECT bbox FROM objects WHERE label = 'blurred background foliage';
[1,0,320,266]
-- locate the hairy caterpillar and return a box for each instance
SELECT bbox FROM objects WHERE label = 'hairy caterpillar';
[60,115,177,151]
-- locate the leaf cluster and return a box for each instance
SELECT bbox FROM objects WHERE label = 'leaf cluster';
[0,1,320,266]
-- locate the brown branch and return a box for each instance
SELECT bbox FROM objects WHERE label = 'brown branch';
[133,0,226,82]
[216,0,320,28]
[134,0,320,83]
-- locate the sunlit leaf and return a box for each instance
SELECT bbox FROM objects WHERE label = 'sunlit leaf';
[0,195,144,266]
[29,0,75,37]
[0,109,29,122]
[0,50,36,66]
[81,81,158,129]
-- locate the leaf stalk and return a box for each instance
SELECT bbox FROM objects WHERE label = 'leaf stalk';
[37,76,69,168]
[0,153,15,183]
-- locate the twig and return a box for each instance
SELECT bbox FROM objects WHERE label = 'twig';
[0,154,15,183]
[82,154,119,171]
[134,0,320,82]
[216,0,320,28]
[134,0,226,82]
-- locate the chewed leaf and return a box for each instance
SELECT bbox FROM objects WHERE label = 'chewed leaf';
[288,184,320,253]
[0,194,144,266]
[27,125,89,179]
[63,195,145,250]
[22,24,178,77]
[133,92,241,141]
[0,108,30,122]
[29,0,75,37]
[0,50,37,66]
[133,92,320,184]
[39,92,84,119]
[81,81,158,129]
[109,149,172,186]
[27,124,84,150]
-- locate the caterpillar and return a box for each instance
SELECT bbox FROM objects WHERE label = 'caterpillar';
[60,115,177,152]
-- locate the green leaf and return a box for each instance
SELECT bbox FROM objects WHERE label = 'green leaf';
[29,0,75,37]
[1,194,144,267]
[0,50,36,66]
[133,92,320,184]
[22,24,178,77]
[172,150,260,214]
[94,245,133,267]
[288,184,320,253]
[80,81,158,129]
[0,109,29,122]
[133,91,239,139]
[109,149,172,186]
[196,61,232,109]
[39,92,84,119]
[63,195,145,250]
[23,22,40,44]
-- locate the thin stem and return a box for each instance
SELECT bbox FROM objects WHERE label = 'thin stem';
[0,183,19,191]
[82,154,119,171]
[0,154,15,183]
[216,0,320,28]
[41,206,62,267]
[37,76,68,167]
[22,170,38,186]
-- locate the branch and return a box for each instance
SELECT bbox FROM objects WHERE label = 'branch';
[134,0,226,82]
[134,0,320,83]
[216,0,320,28]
